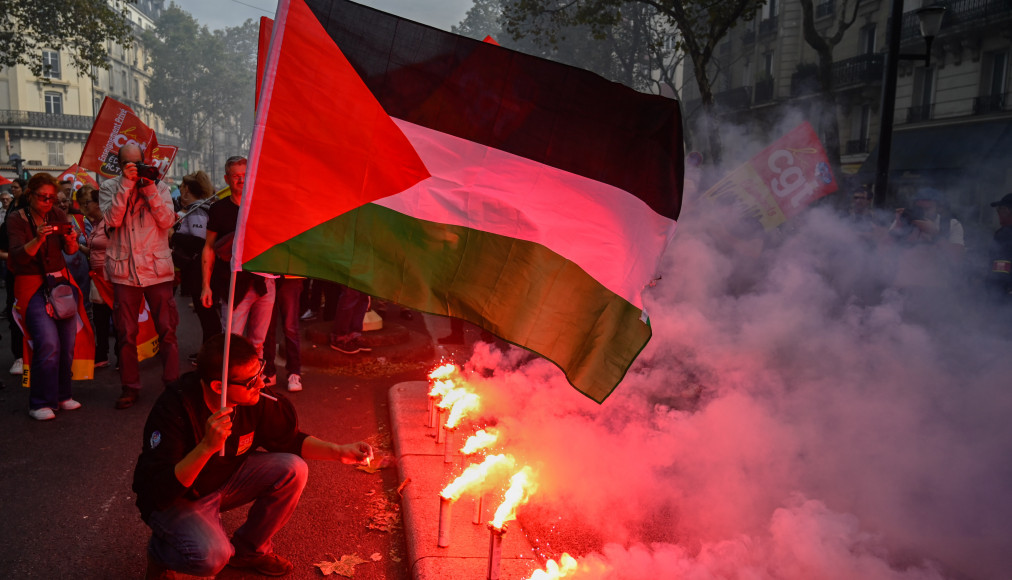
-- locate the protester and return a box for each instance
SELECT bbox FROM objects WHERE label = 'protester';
[100,143,180,410]
[133,333,373,577]
[59,179,74,202]
[172,171,220,351]
[201,156,275,360]
[7,173,91,420]
[263,275,304,391]
[328,286,372,354]
[985,193,1012,305]
[0,191,12,221]
[1,177,30,375]
[82,186,116,369]
[58,189,92,307]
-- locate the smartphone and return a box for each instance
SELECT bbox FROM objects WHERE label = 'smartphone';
[51,223,74,235]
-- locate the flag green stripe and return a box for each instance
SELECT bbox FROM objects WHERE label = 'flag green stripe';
[244,203,649,402]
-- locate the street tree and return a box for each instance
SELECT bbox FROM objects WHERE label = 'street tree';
[500,0,766,163]
[0,0,134,79]
[799,0,868,171]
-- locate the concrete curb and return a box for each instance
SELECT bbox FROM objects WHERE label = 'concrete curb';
[389,382,540,580]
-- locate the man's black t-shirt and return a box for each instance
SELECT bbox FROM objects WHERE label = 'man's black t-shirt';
[206,196,239,239]
[132,371,308,520]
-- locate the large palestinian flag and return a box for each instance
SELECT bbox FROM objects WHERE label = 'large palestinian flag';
[235,0,683,403]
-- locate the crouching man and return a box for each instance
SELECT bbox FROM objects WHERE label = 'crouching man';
[133,333,372,578]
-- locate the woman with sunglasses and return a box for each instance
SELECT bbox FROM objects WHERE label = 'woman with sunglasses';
[7,173,94,420]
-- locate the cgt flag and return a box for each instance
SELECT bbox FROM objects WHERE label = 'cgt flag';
[57,163,99,191]
[80,97,175,179]
[237,0,684,403]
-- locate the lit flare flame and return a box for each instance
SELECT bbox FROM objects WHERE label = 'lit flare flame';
[428,363,457,382]
[429,378,456,400]
[437,387,468,410]
[444,392,480,429]
[491,466,536,529]
[440,454,515,501]
[461,428,498,455]
[526,553,578,580]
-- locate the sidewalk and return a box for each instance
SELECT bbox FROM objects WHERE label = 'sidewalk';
[389,381,540,579]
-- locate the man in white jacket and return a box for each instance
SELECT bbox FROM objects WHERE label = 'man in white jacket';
[100,143,180,410]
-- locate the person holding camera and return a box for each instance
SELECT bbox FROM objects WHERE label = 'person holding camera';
[8,173,94,420]
[99,143,180,410]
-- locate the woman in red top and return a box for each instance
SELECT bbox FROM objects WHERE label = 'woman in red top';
[8,173,87,420]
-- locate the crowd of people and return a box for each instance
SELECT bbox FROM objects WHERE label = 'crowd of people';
[0,149,392,422]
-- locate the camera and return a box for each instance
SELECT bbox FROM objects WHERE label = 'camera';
[133,162,160,181]
[51,223,74,235]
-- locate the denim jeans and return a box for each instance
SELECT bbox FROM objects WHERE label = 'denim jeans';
[24,285,77,410]
[331,286,370,341]
[113,281,180,390]
[264,277,303,377]
[229,276,275,360]
[145,452,308,577]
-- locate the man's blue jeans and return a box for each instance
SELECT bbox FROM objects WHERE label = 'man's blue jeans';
[24,286,77,410]
[145,452,308,576]
[230,277,275,360]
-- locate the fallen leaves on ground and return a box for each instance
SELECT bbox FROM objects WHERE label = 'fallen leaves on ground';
[366,492,402,533]
[314,553,367,577]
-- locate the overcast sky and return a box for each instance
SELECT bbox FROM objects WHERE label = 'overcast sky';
[168,0,473,31]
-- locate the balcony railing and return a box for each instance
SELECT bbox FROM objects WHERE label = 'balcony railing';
[754,78,775,104]
[901,0,1012,40]
[759,15,779,36]
[816,0,836,18]
[0,109,94,131]
[973,92,1009,114]
[845,138,870,154]
[906,104,934,122]
[832,53,884,87]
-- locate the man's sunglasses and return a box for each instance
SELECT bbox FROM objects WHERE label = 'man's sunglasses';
[228,360,266,390]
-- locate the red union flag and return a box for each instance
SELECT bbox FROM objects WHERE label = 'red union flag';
[57,163,99,191]
[80,97,158,178]
[703,121,838,230]
[149,144,178,180]
[236,0,684,403]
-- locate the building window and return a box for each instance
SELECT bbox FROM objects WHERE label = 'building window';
[133,79,140,100]
[44,91,63,115]
[909,67,934,122]
[120,71,128,96]
[42,50,61,79]
[860,24,876,55]
[47,142,65,166]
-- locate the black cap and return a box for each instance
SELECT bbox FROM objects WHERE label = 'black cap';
[991,193,1012,208]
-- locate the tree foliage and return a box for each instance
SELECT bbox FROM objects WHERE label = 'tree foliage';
[144,6,256,160]
[0,0,135,79]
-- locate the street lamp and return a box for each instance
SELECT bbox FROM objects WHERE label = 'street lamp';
[872,1,947,207]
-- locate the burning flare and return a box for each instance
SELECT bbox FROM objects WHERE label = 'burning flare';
[526,553,578,580]
[445,392,481,429]
[461,428,499,455]
[440,454,515,501]
[428,362,458,381]
[491,466,537,529]
[429,378,457,400]
[437,387,468,410]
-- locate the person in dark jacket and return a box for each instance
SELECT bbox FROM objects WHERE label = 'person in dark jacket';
[986,193,1012,304]
[133,333,372,578]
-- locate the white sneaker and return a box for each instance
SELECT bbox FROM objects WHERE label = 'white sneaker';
[287,374,302,392]
[29,407,56,421]
[59,399,82,411]
[10,358,23,375]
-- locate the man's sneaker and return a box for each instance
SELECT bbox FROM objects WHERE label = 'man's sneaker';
[330,336,371,354]
[115,387,140,410]
[59,399,82,411]
[29,407,56,421]
[9,358,23,375]
[228,552,293,577]
[287,374,302,392]
[263,374,276,387]
[300,309,317,320]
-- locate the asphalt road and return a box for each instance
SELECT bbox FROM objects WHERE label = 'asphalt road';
[0,294,446,579]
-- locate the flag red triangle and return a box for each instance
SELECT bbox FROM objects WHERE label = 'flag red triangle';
[239,0,431,265]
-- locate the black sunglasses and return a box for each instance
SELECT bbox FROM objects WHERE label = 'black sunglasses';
[228,360,266,390]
